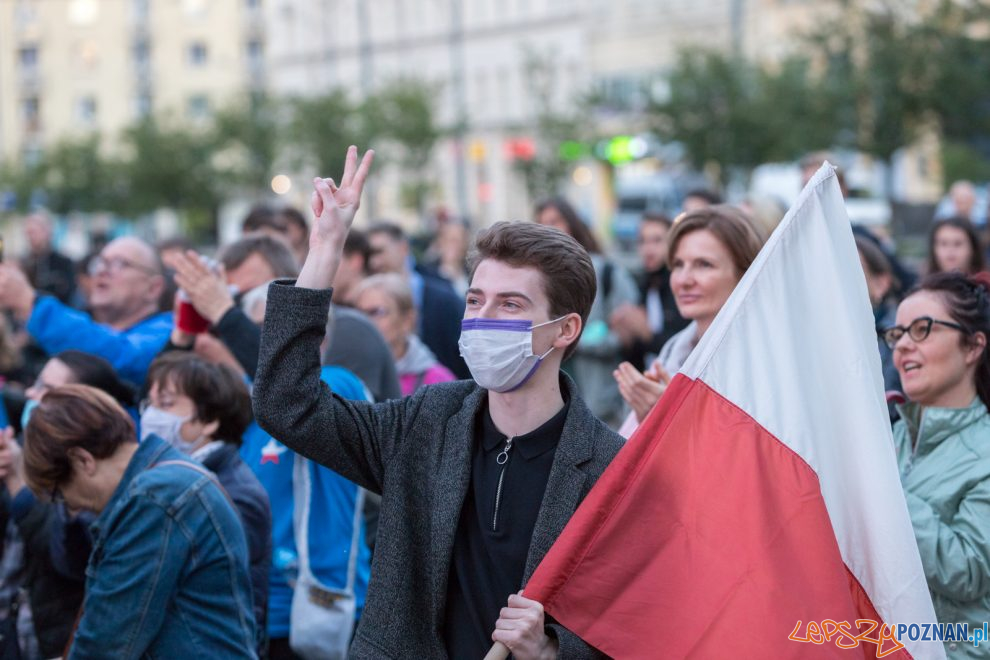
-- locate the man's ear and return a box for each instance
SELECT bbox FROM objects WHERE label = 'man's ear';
[552,313,583,352]
[148,274,166,302]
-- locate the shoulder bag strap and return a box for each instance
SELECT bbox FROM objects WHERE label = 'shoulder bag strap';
[293,455,365,594]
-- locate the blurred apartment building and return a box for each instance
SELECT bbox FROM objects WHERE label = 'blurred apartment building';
[263,0,862,223]
[0,0,937,226]
[0,0,266,163]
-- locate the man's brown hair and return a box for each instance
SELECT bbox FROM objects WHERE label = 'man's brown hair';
[218,234,299,279]
[23,384,135,498]
[667,205,765,277]
[468,221,596,360]
[147,353,253,446]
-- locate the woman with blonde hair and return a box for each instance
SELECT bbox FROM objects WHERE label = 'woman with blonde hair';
[351,273,456,396]
[614,205,764,437]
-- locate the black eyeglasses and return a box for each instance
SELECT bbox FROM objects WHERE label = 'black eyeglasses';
[881,316,968,350]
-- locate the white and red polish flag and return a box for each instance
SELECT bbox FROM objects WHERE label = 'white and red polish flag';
[523,165,944,659]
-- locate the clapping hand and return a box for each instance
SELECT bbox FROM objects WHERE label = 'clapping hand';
[164,250,234,325]
[614,361,671,423]
[0,265,36,322]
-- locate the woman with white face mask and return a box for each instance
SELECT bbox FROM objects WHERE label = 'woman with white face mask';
[613,206,764,437]
[143,352,272,656]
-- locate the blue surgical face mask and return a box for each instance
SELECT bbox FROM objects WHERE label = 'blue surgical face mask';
[20,399,39,430]
[458,316,566,393]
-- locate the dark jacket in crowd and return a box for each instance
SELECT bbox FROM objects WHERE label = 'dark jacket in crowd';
[253,282,624,659]
[4,490,85,657]
[22,250,76,305]
[70,435,256,658]
[44,440,271,657]
[213,307,263,380]
[325,304,402,402]
[418,273,470,379]
[200,442,272,652]
[623,267,690,371]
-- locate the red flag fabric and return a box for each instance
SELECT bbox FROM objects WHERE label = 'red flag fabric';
[524,166,943,659]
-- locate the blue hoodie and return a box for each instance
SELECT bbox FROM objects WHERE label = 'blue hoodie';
[241,365,372,639]
[28,295,172,386]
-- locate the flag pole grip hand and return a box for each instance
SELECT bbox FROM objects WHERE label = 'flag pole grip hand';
[484,641,510,660]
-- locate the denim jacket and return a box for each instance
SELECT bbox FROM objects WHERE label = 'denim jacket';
[69,435,257,659]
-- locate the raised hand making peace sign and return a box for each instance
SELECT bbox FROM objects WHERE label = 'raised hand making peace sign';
[297,145,375,290]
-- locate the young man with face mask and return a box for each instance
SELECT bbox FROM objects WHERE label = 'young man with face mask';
[253,147,623,659]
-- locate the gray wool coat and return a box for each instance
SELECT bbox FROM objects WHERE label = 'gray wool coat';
[253,282,625,659]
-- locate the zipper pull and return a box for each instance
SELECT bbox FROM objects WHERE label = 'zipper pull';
[493,436,514,532]
[496,437,514,465]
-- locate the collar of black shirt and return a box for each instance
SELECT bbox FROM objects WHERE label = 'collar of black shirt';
[479,395,570,460]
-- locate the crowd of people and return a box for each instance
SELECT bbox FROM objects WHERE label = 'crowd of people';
[0,146,986,659]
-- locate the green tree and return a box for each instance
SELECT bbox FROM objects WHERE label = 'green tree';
[514,50,585,199]
[361,79,441,214]
[0,158,46,214]
[40,135,126,214]
[286,91,359,176]
[211,93,281,194]
[650,50,842,184]
[119,116,222,236]
[805,3,928,193]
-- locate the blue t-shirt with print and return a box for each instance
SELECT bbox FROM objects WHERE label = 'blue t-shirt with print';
[241,365,372,638]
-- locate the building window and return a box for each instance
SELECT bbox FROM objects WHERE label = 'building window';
[131,0,150,21]
[18,46,38,70]
[22,97,40,131]
[76,96,98,125]
[22,146,43,167]
[15,1,39,26]
[187,42,208,66]
[133,39,150,66]
[247,39,263,71]
[134,93,153,118]
[187,94,210,119]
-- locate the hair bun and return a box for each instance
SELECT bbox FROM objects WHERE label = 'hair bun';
[971,272,990,308]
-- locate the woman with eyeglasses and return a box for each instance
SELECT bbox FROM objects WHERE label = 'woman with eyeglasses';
[882,271,990,658]
[21,384,258,658]
[350,273,456,397]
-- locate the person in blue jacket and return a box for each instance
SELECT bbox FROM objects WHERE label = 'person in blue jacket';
[22,384,257,659]
[0,237,172,386]
[241,364,371,660]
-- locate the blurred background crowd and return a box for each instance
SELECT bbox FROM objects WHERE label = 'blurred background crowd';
[1,0,990,657]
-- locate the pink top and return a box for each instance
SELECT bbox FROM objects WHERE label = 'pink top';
[399,363,457,397]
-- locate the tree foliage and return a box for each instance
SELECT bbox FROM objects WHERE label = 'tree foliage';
[0,80,441,221]
[653,0,990,184]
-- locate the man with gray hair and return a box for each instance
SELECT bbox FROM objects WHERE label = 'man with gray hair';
[0,236,171,385]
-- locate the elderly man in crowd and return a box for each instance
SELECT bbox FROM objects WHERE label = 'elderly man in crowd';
[0,236,171,385]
